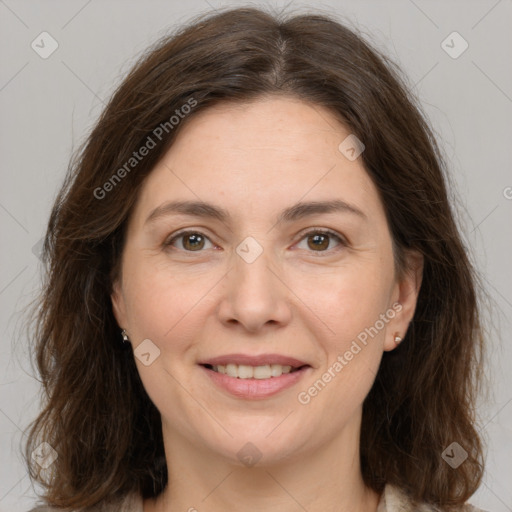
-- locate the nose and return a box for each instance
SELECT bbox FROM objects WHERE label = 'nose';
[216,245,292,333]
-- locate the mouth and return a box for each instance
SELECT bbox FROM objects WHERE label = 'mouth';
[201,363,308,379]
[198,354,312,399]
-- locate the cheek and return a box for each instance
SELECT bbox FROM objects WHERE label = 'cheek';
[121,258,199,345]
[122,265,207,423]
[299,258,393,346]
[297,268,390,426]
[321,263,393,396]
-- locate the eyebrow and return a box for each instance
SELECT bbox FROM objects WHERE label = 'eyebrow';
[144,199,367,227]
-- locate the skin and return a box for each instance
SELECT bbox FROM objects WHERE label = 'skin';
[111,96,423,512]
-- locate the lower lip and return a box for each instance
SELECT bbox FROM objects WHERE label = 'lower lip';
[200,365,311,400]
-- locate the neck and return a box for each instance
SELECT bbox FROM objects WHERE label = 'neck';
[145,413,381,512]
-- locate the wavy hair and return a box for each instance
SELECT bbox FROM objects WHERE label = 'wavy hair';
[24,6,485,510]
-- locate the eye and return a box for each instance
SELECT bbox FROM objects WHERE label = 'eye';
[295,229,346,254]
[164,230,215,252]
[164,228,346,254]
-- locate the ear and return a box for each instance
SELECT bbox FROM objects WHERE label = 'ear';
[383,249,424,352]
[111,278,128,330]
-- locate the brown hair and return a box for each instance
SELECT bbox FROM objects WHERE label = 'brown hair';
[24,5,485,510]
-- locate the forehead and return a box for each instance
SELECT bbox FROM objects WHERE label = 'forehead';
[131,96,385,229]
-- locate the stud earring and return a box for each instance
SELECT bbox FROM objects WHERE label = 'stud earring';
[394,333,402,346]
[121,329,130,344]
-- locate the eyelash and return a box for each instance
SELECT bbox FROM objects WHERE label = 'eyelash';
[164,228,347,256]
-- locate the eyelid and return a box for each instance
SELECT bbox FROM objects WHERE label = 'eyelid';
[295,226,347,245]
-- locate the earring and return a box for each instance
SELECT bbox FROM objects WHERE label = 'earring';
[121,329,130,344]
[394,333,402,346]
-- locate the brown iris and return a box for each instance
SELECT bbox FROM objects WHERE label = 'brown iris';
[307,233,330,251]
[182,233,205,251]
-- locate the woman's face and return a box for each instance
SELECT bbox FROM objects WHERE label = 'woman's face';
[112,96,421,467]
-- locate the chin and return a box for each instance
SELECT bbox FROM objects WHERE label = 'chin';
[199,417,310,467]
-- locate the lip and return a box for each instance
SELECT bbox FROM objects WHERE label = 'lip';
[198,353,312,400]
[198,353,309,368]
[200,364,311,399]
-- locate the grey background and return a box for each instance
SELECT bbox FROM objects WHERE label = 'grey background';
[1,0,511,510]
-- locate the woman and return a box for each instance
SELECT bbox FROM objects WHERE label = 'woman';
[25,6,487,512]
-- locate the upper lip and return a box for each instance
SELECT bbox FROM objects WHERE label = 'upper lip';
[198,353,310,368]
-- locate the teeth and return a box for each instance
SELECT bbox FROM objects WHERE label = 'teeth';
[226,364,238,378]
[211,363,295,379]
[253,364,271,379]
[272,364,291,377]
[238,364,254,379]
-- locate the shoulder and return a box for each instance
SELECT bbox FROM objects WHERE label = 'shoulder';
[379,484,489,512]
[26,491,143,512]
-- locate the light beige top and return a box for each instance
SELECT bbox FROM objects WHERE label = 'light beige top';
[28,484,488,511]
